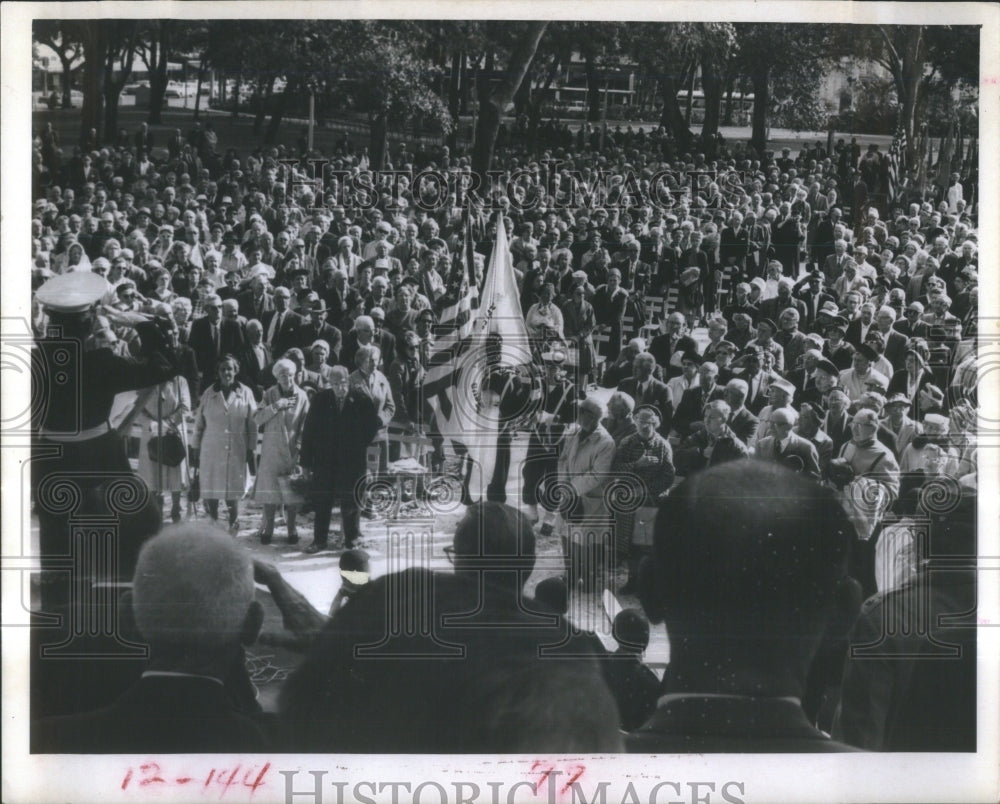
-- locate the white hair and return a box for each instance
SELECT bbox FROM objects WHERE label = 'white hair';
[355,343,381,367]
[132,525,254,651]
[271,358,296,378]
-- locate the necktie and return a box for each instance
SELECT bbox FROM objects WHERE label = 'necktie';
[268,311,283,347]
[213,324,220,353]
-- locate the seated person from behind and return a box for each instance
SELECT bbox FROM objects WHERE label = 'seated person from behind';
[629,461,858,752]
[33,523,273,753]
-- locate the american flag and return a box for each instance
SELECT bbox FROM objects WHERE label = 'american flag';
[422,213,530,485]
[887,123,907,206]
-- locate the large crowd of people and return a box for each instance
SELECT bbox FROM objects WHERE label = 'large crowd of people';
[29,114,979,754]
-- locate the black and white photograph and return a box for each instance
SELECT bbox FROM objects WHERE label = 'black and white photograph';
[2,2,998,802]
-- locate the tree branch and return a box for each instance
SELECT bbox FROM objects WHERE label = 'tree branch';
[875,25,902,77]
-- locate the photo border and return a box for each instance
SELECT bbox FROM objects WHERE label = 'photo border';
[3,2,998,802]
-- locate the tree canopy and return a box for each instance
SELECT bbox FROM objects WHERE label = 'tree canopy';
[34,19,979,171]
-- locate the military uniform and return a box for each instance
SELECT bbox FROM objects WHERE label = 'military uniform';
[480,363,534,503]
[522,370,578,520]
[32,273,179,609]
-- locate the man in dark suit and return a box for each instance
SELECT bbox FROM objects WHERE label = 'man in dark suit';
[737,346,772,416]
[240,320,273,400]
[617,352,673,435]
[296,299,343,364]
[743,212,771,278]
[754,407,822,478]
[261,286,303,358]
[824,386,853,457]
[845,302,877,350]
[133,122,154,152]
[340,313,395,372]
[874,306,909,373]
[793,270,837,328]
[722,378,760,444]
[812,208,842,270]
[670,361,726,439]
[893,301,930,340]
[822,238,851,286]
[628,462,857,752]
[760,277,807,323]
[787,348,821,402]
[648,312,698,380]
[673,400,750,476]
[299,365,381,553]
[188,294,247,392]
[369,308,398,369]
[236,273,275,322]
[32,525,273,753]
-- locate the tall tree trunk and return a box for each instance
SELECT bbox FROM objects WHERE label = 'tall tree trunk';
[750,71,769,155]
[78,22,106,148]
[584,52,602,123]
[527,52,561,150]
[447,49,462,150]
[659,73,691,148]
[264,78,296,144]
[513,72,531,119]
[471,21,548,181]
[253,76,275,135]
[232,68,242,118]
[193,58,206,120]
[103,28,136,143]
[722,77,735,126]
[370,112,389,170]
[935,117,956,193]
[684,60,696,126]
[700,52,723,157]
[147,21,171,125]
[882,25,926,168]
[103,79,120,143]
[459,50,470,115]
[60,56,74,109]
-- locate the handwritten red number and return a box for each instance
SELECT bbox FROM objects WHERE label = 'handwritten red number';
[243,763,271,796]
[562,764,586,794]
[139,763,166,787]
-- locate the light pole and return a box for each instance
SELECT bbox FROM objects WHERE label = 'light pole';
[308,90,315,152]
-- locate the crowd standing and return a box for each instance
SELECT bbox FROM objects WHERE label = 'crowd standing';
[30,116,979,755]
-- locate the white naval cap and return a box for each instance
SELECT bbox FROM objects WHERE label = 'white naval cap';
[35,271,110,313]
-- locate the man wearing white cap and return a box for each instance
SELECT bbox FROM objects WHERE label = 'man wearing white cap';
[32,272,181,610]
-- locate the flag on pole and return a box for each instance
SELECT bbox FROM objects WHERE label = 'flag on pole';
[422,213,532,500]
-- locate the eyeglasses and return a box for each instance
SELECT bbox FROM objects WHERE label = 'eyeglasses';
[443,545,456,565]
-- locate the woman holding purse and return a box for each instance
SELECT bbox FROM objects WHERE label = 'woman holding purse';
[252,359,309,545]
[136,373,191,523]
[191,354,258,533]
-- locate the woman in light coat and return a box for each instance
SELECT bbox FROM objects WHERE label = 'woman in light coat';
[136,373,191,524]
[192,354,258,531]
[253,358,309,545]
